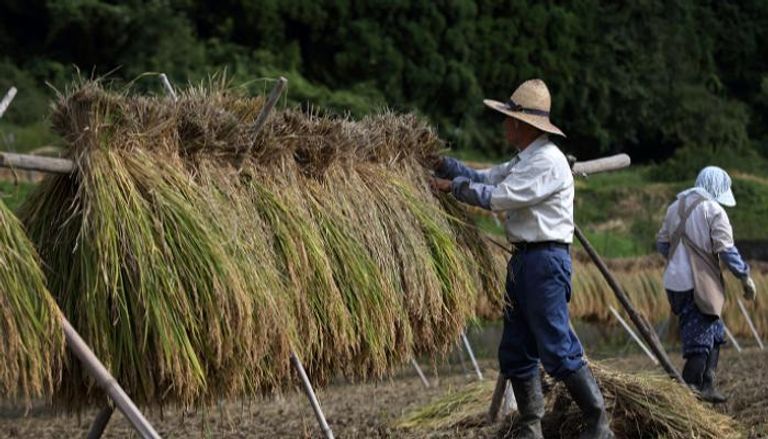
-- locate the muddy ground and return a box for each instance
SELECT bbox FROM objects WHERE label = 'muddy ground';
[0,349,765,438]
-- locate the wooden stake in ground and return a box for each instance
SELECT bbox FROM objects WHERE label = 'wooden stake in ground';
[159,74,178,101]
[461,331,484,380]
[60,313,160,439]
[235,77,288,172]
[723,323,743,353]
[575,226,684,384]
[290,352,335,439]
[86,405,115,439]
[410,359,430,388]
[609,305,659,365]
[737,298,764,350]
[487,374,507,423]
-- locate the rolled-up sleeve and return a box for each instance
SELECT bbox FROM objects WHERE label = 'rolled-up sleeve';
[489,157,567,212]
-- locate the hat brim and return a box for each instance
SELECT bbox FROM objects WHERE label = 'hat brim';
[483,99,566,137]
[716,188,736,207]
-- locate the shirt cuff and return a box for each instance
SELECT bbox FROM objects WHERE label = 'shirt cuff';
[451,177,493,210]
[719,246,750,279]
[437,158,485,182]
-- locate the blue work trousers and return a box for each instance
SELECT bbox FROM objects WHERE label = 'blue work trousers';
[498,245,585,381]
[666,289,725,358]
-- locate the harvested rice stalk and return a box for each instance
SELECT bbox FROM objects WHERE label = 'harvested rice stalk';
[396,364,743,439]
[21,79,489,406]
[0,198,63,402]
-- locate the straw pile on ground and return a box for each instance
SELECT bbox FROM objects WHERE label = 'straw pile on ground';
[396,363,742,438]
[19,79,505,408]
[0,199,63,403]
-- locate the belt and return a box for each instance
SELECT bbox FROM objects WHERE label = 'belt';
[512,241,570,252]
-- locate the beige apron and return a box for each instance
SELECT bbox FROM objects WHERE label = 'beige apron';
[668,193,726,317]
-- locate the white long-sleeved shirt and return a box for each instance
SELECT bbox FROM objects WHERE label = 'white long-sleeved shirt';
[656,188,737,291]
[449,135,574,243]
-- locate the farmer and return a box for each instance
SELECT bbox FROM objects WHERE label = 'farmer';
[656,166,757,403]
[430,79,613,439]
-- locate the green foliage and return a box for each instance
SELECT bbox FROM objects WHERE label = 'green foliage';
[1,1,768,161]
[0,180,36,212]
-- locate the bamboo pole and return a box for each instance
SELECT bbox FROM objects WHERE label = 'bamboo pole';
[410,359,430,388]
[723,323,742,353]
[737,298,764,350]
[159,74,178,101]
[609,306,658,364]
[235,77,288,172]
[575,226,684,383]
[0,86,17,118]
[487,374,507,423]
[571,154,630,176]
[86,405,116,439]
[290,352,335,439]
[60,313,161,438]
[461,331,483,380]
[0,152,74,174]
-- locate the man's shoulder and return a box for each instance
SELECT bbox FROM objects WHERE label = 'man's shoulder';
[535,141,570,168]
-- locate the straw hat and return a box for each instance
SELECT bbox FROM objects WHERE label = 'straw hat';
[483,79,565,137]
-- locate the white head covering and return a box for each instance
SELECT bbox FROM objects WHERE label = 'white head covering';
[695,166,736,207]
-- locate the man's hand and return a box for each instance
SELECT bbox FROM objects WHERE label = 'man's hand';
[742,276,757,301]
[428,155,445,171]
[430,177,452,193]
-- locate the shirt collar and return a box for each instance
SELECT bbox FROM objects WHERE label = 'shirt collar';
[678,187,713,201]
[516,134,549,161]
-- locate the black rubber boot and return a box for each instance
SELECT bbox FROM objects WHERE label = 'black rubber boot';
[682,353,707,391]
[563,366,614,439]
[700,346,727,404]
[509,375,545,439]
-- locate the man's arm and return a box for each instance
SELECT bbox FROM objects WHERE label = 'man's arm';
[435,158,488,182]
[436,157,517,184]
[487,156,569,212]
[720,247,750,278]
[709,208,750,278]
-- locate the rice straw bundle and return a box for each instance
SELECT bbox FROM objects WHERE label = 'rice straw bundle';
[396,363,743,438]
[569,260,768,340]
[0,198,63,403]
[19,79,499,407]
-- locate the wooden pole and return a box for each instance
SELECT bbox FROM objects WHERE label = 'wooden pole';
[0,152,74,174]
[609,306,658,364]
[159,74,178,101]
[60,313,161,438]
[235,77,288,172]
[487,374,507,423]
[461,331,483,380]
[723,323,743,353]
[290,351,335,439]
[410,358,430,388]
[574,226,685,383]
[571,154,630,176]
[737,298,764,350]
[0,86,17,118]
[86,404,116,439]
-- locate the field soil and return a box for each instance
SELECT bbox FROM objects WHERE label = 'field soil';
[0,349,765,438]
